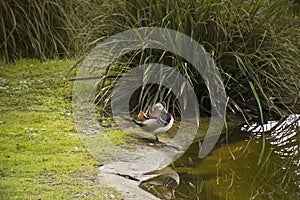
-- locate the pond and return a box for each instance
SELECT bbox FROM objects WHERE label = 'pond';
[171,114,299,200]
[92,114,299,200]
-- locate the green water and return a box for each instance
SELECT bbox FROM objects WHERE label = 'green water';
[173,116,299,200]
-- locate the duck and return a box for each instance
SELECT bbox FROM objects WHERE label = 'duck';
[133,101,174,142]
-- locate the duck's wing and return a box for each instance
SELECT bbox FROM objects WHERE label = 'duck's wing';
[143,113,171,128]
[156,113,172,126]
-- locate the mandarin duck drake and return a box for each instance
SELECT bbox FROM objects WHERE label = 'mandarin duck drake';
[133,101,174,142]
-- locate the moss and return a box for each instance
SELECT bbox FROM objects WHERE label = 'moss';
[106,130,130,146]
[0,59,120,199]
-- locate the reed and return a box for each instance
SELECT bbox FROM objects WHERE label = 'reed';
[0,0,115,61]
[94,0,300,120]
[1,0,299,119]
[0,0,70,60]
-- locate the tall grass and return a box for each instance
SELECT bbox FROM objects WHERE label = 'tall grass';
[0,0,116,61]
[0,1,70,60]
[93,0,300,120]
[1,0,299,119]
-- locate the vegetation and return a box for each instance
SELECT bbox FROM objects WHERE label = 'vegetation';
[0,1,299,199]
[92,0,300,121]
[1,0,299,120]
[0,59,120,199]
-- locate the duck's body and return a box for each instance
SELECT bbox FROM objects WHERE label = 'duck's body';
[133,102,174,141]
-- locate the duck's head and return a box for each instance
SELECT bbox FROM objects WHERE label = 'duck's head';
[148,101,168,118]
[153,101,167,112]
[159,101,166,109]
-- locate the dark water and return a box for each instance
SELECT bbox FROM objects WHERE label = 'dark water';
[172,115,299,200]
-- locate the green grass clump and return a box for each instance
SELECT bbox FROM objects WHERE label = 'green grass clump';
[91,0,300,120]
[0,1,72,61]
[0,0,113,61]
[1,0,299,121]
[0,59,120,199]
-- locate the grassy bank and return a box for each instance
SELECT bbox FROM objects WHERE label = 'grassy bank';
[0,59,119,199]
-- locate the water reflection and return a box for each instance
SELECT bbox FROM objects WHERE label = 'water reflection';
[172,115,299,200]
[242,114,299,174]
